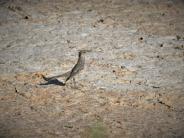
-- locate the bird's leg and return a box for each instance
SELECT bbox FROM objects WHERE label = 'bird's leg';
[73,77,77,88]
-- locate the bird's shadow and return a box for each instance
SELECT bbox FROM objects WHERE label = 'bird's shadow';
[39,76,65,86]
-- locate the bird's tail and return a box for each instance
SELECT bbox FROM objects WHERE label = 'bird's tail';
[42,70,71,81]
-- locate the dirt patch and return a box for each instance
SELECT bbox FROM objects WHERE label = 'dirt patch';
[0,0,184,137]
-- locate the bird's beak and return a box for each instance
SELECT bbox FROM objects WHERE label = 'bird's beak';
[80,49,92,53]
[84,49,92,52]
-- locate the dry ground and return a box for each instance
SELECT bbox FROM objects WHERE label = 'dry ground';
[0,0,184,138]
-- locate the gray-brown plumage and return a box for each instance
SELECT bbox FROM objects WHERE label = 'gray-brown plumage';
[41,50,91,85]
[65,50,90,83]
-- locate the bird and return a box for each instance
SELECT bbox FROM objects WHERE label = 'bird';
[41,49,91,86]
[65,49,91,83]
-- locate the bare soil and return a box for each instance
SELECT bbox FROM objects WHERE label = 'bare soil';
[0,0,184,138]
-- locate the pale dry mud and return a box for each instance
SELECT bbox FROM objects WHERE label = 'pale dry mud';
[0,0,184,138]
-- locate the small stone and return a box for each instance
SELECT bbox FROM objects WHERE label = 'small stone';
[87,9,92,12]
[176,35,181,40]
[67,40,70,43]
[139,37,143,40]
[98,19,104,23]
[24,16,29,19]
[161,13,165,16]
[121,65,126,69]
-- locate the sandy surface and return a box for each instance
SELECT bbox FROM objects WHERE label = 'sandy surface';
[0,0,184,137]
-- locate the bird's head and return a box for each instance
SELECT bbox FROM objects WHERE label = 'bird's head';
[79,49,92,54]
